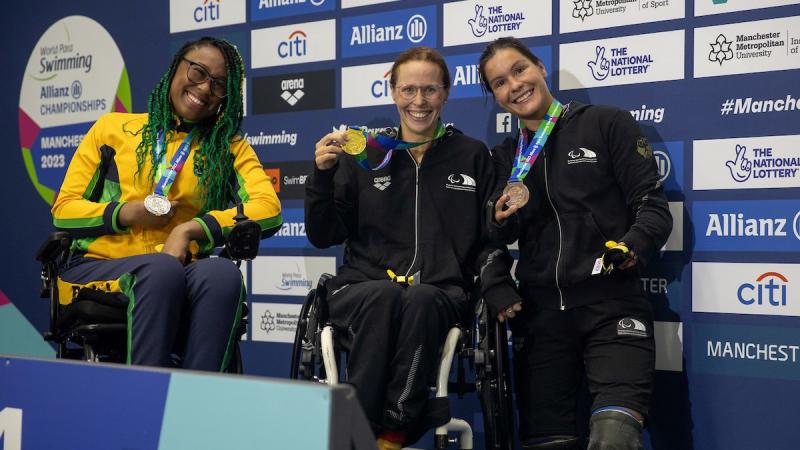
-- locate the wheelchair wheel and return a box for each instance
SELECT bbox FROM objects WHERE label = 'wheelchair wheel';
[476,304,515,450]
[290,287,316,379]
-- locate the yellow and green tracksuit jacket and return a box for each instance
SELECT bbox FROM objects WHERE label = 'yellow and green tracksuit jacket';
[52,112,282,260]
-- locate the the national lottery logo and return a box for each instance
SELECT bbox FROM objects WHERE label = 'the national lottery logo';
[726,144,800,183]
[709,34,734,65]
[572,0,594,21]
[587,45,654,81]
[278,30,307,59]
[466,3,526,38]
[738,272,789,307]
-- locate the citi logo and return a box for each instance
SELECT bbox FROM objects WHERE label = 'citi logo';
[654,150,671,182]
[738,272,788,306]
[446,173,477,192]
[373,175,391,191]
[278,30,307,58]
[567,147,598,164]
[371,70,391,99]
[709,34,734,65]
[194,0,221,23]
[350,15,426,46]
[705,212,800,239]
[280,78,304,106]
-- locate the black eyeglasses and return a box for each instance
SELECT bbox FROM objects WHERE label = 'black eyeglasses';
[182,58,228,98]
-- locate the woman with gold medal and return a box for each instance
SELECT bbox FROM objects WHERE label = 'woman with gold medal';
[305,47,520,450]
[479,37,673,450]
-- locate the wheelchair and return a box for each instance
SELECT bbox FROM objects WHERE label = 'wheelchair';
[35,211,262,372]
[290,274,515,450]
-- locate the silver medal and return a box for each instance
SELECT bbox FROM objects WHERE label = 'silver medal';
[144,193,171,216]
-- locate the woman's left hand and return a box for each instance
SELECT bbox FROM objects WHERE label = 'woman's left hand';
[497,301,522,323]
[162,221,204,264]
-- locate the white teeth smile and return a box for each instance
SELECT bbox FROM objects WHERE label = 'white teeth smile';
[409,111,430,119]
[186,91,205,106]
[513,90,533,104]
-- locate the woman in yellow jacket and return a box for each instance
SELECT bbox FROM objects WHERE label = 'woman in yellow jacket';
[52,37,282,371]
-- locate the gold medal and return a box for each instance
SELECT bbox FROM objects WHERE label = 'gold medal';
[503,182,529,208]
[342,128,367,155]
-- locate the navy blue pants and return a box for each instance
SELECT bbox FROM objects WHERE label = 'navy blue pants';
[59,253,244,371]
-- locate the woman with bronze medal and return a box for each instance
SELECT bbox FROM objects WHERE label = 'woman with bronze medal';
[52,37,282,371]
[479,37,673,450]
[305,47,519,450]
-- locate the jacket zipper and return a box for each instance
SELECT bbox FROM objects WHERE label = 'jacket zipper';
[405,151,421,279]
[543,149,565,310]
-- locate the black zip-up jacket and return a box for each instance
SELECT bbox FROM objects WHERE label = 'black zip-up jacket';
[305,126,520,314]
[490,102,672,309]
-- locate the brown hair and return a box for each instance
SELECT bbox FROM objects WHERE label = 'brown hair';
[478,37,543,95]
[389,46,450,91]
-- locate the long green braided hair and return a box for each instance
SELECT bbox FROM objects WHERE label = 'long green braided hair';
[134,37,245,212]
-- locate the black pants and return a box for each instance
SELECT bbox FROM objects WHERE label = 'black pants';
[328,280,469,433]
[511,296,655,440]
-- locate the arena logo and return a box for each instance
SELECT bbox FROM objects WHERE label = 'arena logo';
[725,144,800,183]
[738,272,789,307]
[467,3,526,38]
[280,77,304,106]
[587,45,654,81]
[373,175,391,191]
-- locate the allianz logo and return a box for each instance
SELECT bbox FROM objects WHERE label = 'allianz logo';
[275,221,306,237]
[705,211,800,239]
[453,63,480,87]
[350,14,427,46]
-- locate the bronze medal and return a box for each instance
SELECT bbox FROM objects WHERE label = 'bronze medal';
[503,182,529,208]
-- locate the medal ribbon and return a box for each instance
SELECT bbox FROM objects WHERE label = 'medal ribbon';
[508,100,563,183]
[349,121,447,171]
[153,128,195,197]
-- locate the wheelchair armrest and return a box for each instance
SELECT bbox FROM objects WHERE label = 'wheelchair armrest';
[36,231,72,263]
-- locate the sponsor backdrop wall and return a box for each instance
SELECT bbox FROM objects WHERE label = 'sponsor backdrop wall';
[2,1,799,448]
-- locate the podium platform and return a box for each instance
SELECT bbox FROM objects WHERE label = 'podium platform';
[0,356,376,450]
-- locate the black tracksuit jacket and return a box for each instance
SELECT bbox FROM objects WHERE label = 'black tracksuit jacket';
[305,126,520,313]
[490,102,673,310]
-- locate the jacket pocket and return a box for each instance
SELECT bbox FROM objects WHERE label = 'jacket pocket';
[558,212,609,286]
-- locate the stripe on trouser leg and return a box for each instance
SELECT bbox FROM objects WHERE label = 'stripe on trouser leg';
[388,344,422,422]
[119,273,136,365]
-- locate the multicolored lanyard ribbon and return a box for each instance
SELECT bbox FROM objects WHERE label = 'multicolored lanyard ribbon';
[502,100,563,209]
[508,100,563,183]
[143,129,195,216]
[343,122,447,171]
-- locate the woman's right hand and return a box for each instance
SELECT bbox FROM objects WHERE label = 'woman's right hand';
[118,200,179,229]
[314,131,347,170]
[494,193,519,224]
